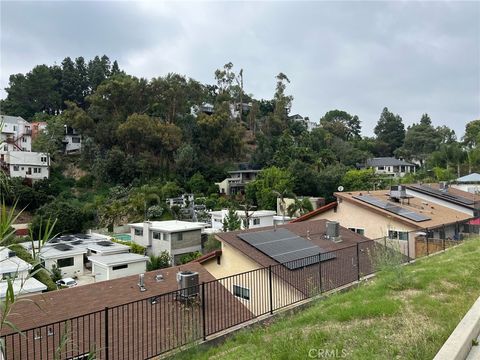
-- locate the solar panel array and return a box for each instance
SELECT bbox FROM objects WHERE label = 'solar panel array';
[353,195,431,222]
[53,244,74,251]
[237,228,333,270]
[97,241,114,247]
[412,185,474,206]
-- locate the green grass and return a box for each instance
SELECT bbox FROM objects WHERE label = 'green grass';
[173,239,480,360]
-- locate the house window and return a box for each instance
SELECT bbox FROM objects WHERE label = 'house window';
[171,232,183,241]
[233,285,250,300]
[388,230,408,241]
[41,156,47,162]
[22,137,27,143]
[252,218,260,226]
[348,228,365,236]
[34,168,38,173]
[134,229,143,236]
[13,165,19,171]
[153,232,161,240]
[378,166,385,170]
[38,168,41,173]
[72,137,81,143]
[2,272,13,280]
[57,257,74,268]
[112,264,128,271]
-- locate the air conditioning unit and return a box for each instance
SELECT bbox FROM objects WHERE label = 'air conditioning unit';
[390,185,407,199]
[176,271,199,300]
[439,182,449,192]
[326,221,341,242]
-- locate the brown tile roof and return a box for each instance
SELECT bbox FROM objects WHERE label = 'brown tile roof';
[194,250,222,264]
[335,190,472,229]
[3,263,253,359]
[290,202,337,223]
[215,219,370,269]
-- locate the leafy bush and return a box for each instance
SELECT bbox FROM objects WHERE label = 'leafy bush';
[147,251,171,271]
[50,264,62,283]
[178,251,202,265]
[203,234,221,252]
[112,238,146,254]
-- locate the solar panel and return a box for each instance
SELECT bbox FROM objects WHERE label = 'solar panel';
[353,195,431,222]
[413,185,474,206]
[237,228,332,270]
[53,244,73,251]
[72,240,83,245]
[97,241,113,247]
[59,235,74,242]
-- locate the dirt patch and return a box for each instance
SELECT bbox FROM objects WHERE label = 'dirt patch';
[392,289,421,301]
[63,163,88,180]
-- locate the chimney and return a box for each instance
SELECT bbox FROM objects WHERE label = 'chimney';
[326,221,342,243]
[138,273,146,292]
[143,221,152,247]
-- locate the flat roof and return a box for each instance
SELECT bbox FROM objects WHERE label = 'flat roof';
[39,233,118,259]
[88,253,148,266]
[210,210,277,218]
[0,277,47,298]
[406,184,478,208]
[129,220,206,232]
[0,247,32,273]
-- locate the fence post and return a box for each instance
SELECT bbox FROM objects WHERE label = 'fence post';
[356,243,360,281]
[104,307,109,360]
[268,265,273,315]
[201,282,206,341]
[426,228,429,256]
[318,253,323,294]
[443,224,446,251]
[407,234,410,263]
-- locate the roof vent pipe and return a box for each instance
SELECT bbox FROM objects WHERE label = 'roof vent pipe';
[138,273,146,292]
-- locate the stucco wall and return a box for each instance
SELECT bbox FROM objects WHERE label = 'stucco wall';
[44,253,84,278]
[171,230,202,250]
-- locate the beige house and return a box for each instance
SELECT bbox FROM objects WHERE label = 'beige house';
[292,188,472,258]
[200,220,372,315]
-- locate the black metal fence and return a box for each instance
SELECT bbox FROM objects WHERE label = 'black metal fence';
[2,220,478,360]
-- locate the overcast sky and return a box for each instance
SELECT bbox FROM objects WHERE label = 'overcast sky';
[1,1,479,137]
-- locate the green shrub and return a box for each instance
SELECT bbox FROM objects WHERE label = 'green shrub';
[178,251,202,264]
[112,238,146,254]
[203,234,221,252]
[147,251,171,271]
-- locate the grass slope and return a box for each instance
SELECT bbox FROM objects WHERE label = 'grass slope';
[174,239,480,360]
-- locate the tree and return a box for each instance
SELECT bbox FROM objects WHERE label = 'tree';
[463,119,480,148]
[31,200,88,235]
[246,167,294,209]
[222,208,241,232]
[50,264,62,283]
[374,107,405,156]
[287,197,313,218]
[341,169,377,191]
[319,110,361,141]
[395,114,441,166]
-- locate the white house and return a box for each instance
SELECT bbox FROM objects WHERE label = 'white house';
[0,115,32,152]
[216,169,260,196]
[210,209,290,231]
[0,247,47,298]
[62,126,82,154]
[39,233,136,279]
[129,221,207,264]
[452,173,480,193]
[365,157,416,178]
[289,114,317,132]
[0,151,50,180]
[1,114,51,181]
[88,253,148,281]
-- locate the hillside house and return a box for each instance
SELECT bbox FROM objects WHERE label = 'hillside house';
[216,169,260,196]
[129,220,208,264]
[364,157,416,177]
[452,173,480,193]
[291,188,472,258]
[199,220,372,315]
[210,209,291,231]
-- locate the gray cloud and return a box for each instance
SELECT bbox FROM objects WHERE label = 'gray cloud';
[1,1,479,137]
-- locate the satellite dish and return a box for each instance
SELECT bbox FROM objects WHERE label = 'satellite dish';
[338,186,344,192]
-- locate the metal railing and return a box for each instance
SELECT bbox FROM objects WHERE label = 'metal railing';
[1,219,478,359]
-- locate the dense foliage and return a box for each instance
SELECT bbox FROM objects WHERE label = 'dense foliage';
[1,56,479,233]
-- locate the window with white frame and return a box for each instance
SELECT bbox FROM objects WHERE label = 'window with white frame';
[348,227,365,236]
[388,230,409,241]
[13,165,19,171]
[252,218,260,226]
[233,285,250,300]
[134,228,143,236]
[153,232,161,240]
